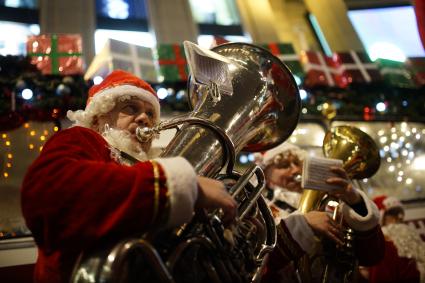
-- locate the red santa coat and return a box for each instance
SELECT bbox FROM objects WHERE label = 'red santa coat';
[261,190,386,283]
[21,126,198,283]
[369,240,420,283]
[368,223,424,283]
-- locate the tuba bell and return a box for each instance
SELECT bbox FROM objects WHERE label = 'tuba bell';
[297,125,380,283]
[71,42,301,283]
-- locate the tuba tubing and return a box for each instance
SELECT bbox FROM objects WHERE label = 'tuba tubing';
[136,115,236,175]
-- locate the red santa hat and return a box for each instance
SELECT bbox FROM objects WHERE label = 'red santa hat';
[373,195,404,224]
[67,70,160,127]
[373,195,403,212]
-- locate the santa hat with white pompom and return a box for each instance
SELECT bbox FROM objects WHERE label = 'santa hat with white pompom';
[67,69,160,128]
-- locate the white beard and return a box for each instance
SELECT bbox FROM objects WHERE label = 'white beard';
[101,126,151,164]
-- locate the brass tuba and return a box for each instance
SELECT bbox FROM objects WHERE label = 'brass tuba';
[71,42,301,283]
[297,125,380,283]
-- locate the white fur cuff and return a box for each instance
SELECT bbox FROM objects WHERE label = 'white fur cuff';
[154,157,198,228]
[283,211,320,256]
[340,189,380,231]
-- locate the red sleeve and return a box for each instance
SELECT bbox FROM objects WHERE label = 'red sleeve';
[21,126,170,252]
[261,220,306,282]
[355,225,385,266]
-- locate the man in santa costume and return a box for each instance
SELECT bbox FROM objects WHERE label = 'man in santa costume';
[256,143,385,283]
[21,70,237,283]
[363,195,425,283]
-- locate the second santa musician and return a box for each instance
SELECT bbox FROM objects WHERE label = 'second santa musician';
[257,143,385,283]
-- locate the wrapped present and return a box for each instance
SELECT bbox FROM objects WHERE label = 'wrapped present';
[300,51,343,88]
[333,51,382,87]
[377,59,416,88]
[406,57,425,87]
[261,43,305,82]
[27,34,84,75]
[210,36,230,48]
[85,39,158,83]
[157,44,188,82]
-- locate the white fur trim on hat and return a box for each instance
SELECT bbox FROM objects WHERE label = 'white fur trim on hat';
[258,143,307,168]
[154,157,198,228]
[67,84,160,128]
[340,189,380,231]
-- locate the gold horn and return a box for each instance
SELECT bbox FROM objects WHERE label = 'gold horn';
[299,125,380,213]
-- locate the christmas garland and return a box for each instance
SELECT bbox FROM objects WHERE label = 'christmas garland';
[0,55,89,131]
[0,55,424,133]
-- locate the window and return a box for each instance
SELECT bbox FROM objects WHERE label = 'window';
[96,0,146,20]
[348,6,424,61]
[96,0,148,31]
[0,0,39,56]
[94,29,155,53]
[95,0,153,53]
[189,0,245,36]
[307,13,332,56]
[0,21,39,55]
[0,0,38,25]
[197,34,251,49]
[0,121,57,241]
[0,0,37,9]
[331,121,425,202]
[189,0,240,25]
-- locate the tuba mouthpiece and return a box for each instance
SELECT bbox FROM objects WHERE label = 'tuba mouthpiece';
[135,127,155,143]
[293,174,302,183]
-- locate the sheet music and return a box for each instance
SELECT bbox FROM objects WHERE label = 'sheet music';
[183,41,236,95]
[302,156,344,191]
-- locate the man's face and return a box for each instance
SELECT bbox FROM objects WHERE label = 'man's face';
[96,98,155,152]
[383,208,404,226]
[265,153,303,192]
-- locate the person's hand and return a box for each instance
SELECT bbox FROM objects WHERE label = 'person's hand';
[304,211,344,246]
[326,166,362,205]
[196,176,237,225]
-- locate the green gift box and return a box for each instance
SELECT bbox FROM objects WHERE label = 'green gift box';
[261,43,305,82]
[377,59,416,88]
[157,44,189,82]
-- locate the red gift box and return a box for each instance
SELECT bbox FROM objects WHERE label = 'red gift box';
[211,36,230,48]
[406,57,425,86]
[27,34,84,75]
[300,51,343,88]
[334,51,382,87]
[262,43,305,82]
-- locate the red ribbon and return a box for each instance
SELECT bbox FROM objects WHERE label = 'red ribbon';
[158,44,188,81]
[267,43,281,56]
